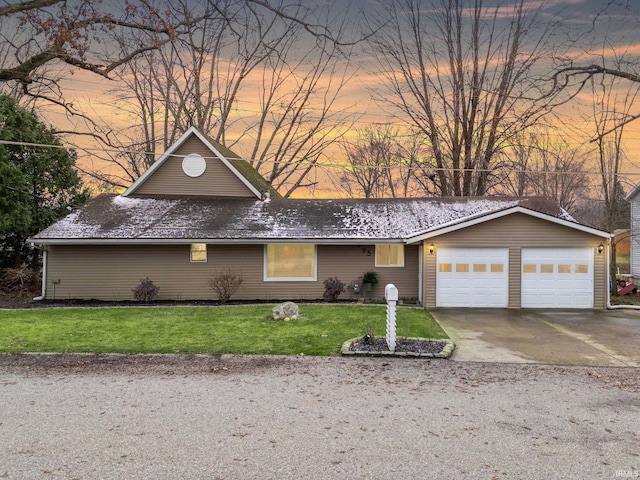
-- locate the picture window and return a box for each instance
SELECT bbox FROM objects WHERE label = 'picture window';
[265,244,316,281]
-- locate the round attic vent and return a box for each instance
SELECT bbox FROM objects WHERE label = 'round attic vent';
[182,153,207,177]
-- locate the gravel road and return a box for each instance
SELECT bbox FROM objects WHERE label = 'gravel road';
[1,353,639,480]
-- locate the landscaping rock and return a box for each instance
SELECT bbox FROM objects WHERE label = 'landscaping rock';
[272,301,299,321]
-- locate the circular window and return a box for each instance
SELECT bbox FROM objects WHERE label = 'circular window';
[182,153,207,177]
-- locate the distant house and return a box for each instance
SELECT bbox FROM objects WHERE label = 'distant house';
[30,127,610,308]
[626,185,640,282]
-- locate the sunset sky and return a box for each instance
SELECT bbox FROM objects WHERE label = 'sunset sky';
[17,0,640,198]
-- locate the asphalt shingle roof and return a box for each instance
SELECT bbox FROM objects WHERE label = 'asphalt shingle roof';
[31,194,575,243]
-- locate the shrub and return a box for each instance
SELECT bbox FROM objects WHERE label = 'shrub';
[208,268,244,304]
[323,277,345,301]
[362,271,378,290]
[132,277,159,302]
[0,266,41,297]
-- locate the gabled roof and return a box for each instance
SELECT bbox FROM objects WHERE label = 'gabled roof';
[30,195,609,245]
[625,183,640,201]
[123,127,280,199]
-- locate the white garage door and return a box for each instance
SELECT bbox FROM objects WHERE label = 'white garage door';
[521,248,593,308]
[436,248,509,307]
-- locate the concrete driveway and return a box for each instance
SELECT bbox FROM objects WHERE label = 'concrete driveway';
[430,308,640,367]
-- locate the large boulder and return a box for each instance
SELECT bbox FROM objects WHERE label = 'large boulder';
[272,301,299,321]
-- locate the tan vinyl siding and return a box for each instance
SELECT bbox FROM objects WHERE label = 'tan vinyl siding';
[508,247,521,308]
[422,213,606,308]
[422,242,437,307]
[45,244,420,301]
[134,135,256,197]
[594,248,606,309]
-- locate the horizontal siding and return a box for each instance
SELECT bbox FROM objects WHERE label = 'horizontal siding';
[423,244,437,307]
[594,250,606,309]
[422,213,607,309]
[509,247,521,308]
[433,213,601,247]
[632,199,640,281]
[45,244,419,301]
[134,136,256,197]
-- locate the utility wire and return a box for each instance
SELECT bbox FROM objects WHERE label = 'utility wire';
[0,139,635,177]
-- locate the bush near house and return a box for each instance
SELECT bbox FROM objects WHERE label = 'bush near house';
[208,269,244,303]
[132,277,160,302]
[323,277,346,301]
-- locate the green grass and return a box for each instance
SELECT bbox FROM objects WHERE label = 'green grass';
[0,304,447,356]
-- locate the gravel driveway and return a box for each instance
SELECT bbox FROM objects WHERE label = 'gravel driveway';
[1,354,639,479]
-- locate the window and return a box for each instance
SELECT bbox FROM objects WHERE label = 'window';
[439,263,452,273]
[575,264,589,274]
[375,244,404,267]
[190,243,207,262]
[523,264,536,274]
[491,264,504,273]
[541,264,554,274]
[456,263,470,273]
[558,264,571,274]
[473,264,487,273]
[265,244,316,281]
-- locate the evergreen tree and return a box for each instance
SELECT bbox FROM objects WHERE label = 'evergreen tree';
[0,96,89,268]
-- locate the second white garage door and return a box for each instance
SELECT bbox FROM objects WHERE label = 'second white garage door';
[521,248,593,308]
[436,248,509,307]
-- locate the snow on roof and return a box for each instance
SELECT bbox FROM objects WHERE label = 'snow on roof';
[31,194,584,244]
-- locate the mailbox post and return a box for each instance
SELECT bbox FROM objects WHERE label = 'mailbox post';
[385,283,398,352]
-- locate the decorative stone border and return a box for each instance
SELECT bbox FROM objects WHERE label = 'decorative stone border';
[340,337,456,358]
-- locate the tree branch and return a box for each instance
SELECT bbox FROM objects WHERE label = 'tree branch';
[245,0,366,46]
[555,64,640,84]
[0,0,62,17]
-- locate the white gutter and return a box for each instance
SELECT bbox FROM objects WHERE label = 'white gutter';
[33,248,46,301]
[29,238,407,246]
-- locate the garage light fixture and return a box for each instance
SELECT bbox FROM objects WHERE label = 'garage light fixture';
[429,243,435,255]
[597,243,604,254]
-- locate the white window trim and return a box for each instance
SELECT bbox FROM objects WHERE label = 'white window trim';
[375,244,405,268]
[263,244,318,282]
[190,243,208,263]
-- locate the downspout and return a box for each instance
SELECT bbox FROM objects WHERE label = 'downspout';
[418,243,423,306]
[607,237,640,310]
[33,247,46,301]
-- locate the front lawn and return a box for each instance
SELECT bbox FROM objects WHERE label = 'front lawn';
[0,304,447,356]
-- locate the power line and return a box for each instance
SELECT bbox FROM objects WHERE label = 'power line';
[2,139,638,178]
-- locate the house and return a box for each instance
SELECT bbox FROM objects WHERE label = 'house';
[626,184,640,283]
[30,127,611,308]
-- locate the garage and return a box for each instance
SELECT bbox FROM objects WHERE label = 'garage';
[436,248,509,307]
[521,248,593,308]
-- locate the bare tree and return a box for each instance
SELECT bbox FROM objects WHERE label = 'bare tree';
[336,127,392,198]
[367,0,559,197]
[98,0,355,196]
[0,1,174,103]
[499,129,590,214]
[548,0,640,134]
[334,125,424,199]
[589,73,636,233]
[577,58,638,291]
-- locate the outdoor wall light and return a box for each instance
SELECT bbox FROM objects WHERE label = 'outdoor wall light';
[597,243,604,254]
[429,243,435,255]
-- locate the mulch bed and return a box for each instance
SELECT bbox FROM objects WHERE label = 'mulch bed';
[343,336,455,358]
[350,337,447,354]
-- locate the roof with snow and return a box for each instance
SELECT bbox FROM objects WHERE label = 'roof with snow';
[30,194,607,244]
